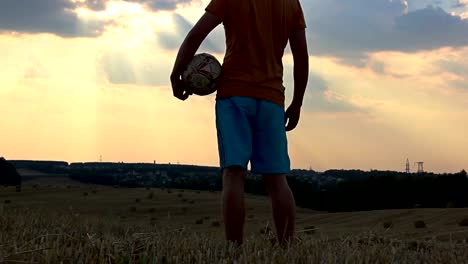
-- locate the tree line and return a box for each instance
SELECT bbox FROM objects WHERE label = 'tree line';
[2,159,467,212]
[68,164,468,211]
[288,170,468,211]
[0,157,21,190]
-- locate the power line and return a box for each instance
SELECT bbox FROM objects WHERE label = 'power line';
[414,161,424,173]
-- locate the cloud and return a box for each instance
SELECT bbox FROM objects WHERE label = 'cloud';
[140,0,193,11]
[24,58,49,79]
[78,0,195,11]
[438,60,468,77]
[100,51,137,84]
[435,54,468,90]
[395,6,468,49]
[157,13,223,53]
[83,0,108,11]
[300,73,362,113]
[89,0,194,11]
[452,0,468,9]
[0,0,108,37]
[99,50,173,86]
[302,0,468,64]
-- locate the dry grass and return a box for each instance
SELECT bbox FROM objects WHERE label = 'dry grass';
[1,208,468,263]
[383,221,393,229]
[2,178,468,263]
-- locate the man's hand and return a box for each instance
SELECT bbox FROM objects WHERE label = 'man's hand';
[285,103,302,131]
[171,73,192,101]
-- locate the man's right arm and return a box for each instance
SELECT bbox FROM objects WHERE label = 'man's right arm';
[285,29,309,131]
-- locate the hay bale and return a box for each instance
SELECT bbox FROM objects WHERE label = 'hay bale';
[147,192,155,199]
[414,220,426,228]
[458,218,468,227]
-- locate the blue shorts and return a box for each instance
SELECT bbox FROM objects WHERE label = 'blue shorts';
[215,96,290,175]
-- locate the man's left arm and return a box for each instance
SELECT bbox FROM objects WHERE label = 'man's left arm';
[170,12,222,101]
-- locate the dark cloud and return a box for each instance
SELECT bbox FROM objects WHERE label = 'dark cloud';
[0,0,108,37]
[394,6,468,49]
[302,0,468,65]
[452,0,468,9]
[406,0,453,11]
[0,0,216,41]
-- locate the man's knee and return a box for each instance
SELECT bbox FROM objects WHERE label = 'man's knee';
[262,174,288,193]
[223,166,246,176]
[223,166,247,191]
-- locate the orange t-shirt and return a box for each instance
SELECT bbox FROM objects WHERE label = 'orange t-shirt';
[206,0,306,106]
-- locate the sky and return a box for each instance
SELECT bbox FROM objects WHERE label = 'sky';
[1,0,467,173]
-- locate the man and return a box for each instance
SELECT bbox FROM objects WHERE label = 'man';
[170,0,308,245]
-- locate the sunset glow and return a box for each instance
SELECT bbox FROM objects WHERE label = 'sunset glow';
[1,0,467,173]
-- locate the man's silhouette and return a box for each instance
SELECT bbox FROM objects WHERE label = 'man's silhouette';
[171,0,309,245]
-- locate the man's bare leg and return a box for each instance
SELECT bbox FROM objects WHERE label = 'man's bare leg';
[262,174,296,244]
[222,166,247,244]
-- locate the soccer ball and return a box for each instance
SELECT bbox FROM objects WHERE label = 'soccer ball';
[182,53,222,96]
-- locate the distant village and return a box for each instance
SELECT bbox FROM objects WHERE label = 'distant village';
[9,160,340,190]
